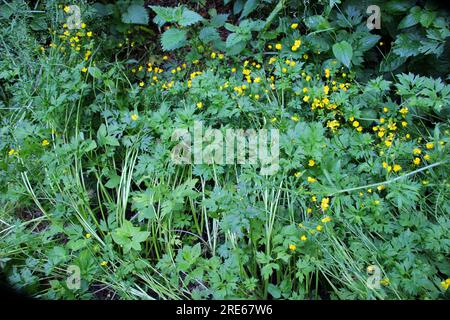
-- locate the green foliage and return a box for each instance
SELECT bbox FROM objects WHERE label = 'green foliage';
[0,0,449,301]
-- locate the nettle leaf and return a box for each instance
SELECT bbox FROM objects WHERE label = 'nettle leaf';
[121,4,149,25]
[226,33,244,48]
[240,0,259,19]
[179,8,203,26]
[358,34,381,51]
[210,13,229,27]
[199,27,221,43]
[332,41,353,68]
[150,5,182,23]
[304,15,330,31]
[393,33,423,57]
[161,29,187,51]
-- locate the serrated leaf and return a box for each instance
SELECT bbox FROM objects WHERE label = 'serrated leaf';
[199,27,221,43]
[179,8,203,26]
[161,29,187,51]
[359,34,381,51]
[398,13,418,29]
[149,5,181,23]
[332,41,353,68]
[226,33,243,48]
[304,15,330,31]
[210,13,228,27]
[240,0,259,19]
[121,4,149,25]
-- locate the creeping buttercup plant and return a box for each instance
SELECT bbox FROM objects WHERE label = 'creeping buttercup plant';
[0,0,449,300]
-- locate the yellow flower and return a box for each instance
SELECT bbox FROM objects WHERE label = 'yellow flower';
[307,176,317,183]
[282,67,287,73]
[303,54,309,60]
[305,75,311,81]
[210,52,217,59]
[413,148,421,155]
[426,142,434,149]
[275,43,282,50]
[306,208,312,214]
[139,81,145,87]
[377,185,385,191]
[321,216,331,223]
[100,261,108,267]
[326,120,340,132]
[424,154,430,161]
[294,171,301,178]
[321,197,330,211]
[291,23,298,29]
[316,225,323,231]
[300,235,307,241]
[289,244,297,251]
[393,164,402,172]
[8,148,17,156]
[131,113,138,121]
[254,77,261,83]
[311,195,317,202]
[291,115,299,122]
[42,140,50,147]
[308,159,315,167]
[352,120,359,127]
[85,233,91,239]
[380,278,390,286]
[196,102,203,109]
[81,23,86,29]
[413,157,421,165]
[303,95,310,102]
[399,107,408,115]
[86,31,92,37]
[441,278,450,290]
[63,6,71,13]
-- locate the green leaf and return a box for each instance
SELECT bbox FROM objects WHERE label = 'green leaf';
[149,5,182,23]
[161,29,187,51]
[121,4,149,25]
[332,41,353,68]
[88,66,102,79]
[210,13,228,27]
[268,284,281,298]
[304,15,330,31]
[105,174,121,189]
[240,0,259,19]
[398,13,419,29]
[226,33,244,48]
[179,8,203,26]
[199,27,221,43]
[419,10,437,28]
